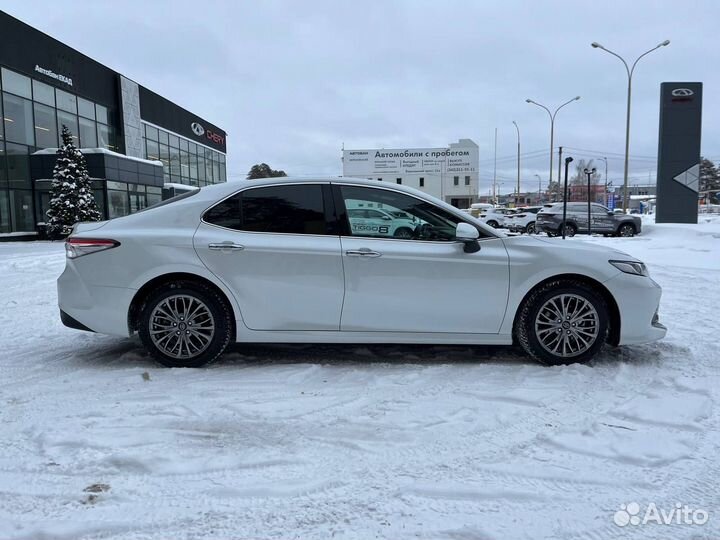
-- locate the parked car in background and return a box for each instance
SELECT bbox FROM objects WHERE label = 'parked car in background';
[478,207,514,228]
[467,203,494,218]
[506,206,543,234]
[536,202,642,237]
[347,207,417,238]
[58,177,665,368]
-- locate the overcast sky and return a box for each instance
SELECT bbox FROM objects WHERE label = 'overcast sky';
[6,0,719,193]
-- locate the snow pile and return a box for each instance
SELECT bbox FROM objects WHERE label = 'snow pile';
[0,219,718,539]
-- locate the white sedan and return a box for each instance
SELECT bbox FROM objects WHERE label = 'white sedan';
[58,178,666,368]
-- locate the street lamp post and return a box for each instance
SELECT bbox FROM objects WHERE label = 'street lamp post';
[526,96,581,187]
[534,174,542,204]
[591,40,670,212]
[512,121,520,206]
[562,157,574,240]
[584,167,597,235]
[599,156,608,206]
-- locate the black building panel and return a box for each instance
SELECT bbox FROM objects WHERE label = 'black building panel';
[139,86,227,153]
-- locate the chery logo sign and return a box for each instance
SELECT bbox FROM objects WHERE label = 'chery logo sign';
[191,121,224,147]
[206,130,225,146]
[671,88,695,102]
[671,88,694,97]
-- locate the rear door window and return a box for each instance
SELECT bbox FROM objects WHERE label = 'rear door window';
[204,184,329,235]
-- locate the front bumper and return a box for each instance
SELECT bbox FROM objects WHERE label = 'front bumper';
[604,272,667,346]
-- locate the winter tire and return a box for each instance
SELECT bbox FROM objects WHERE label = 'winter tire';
[526,222,536,235]
[393,227,414,239]
[139,281,233,368]
[516,279,609,366]
[617,223,636,237]
[562,223,577,237]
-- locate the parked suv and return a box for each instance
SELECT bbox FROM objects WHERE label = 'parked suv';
[506,206,543,234]
[347,207,417,238]
[478,207,514,228]
[536,202,641,237]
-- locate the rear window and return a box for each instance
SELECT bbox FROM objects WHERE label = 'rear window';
[142,188,199,212]
[204,184,328,235]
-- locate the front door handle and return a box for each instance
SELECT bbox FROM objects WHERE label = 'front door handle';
[208,242,245,251]
[346,248,382,258]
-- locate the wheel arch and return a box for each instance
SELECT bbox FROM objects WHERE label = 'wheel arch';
[128,272,238,338]
[511,273,621,346]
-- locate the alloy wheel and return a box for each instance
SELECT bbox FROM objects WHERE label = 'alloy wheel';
[534,293,599,358]
[149,294,215,359]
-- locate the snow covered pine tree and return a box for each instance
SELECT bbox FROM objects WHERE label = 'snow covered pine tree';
[46,125,101,238]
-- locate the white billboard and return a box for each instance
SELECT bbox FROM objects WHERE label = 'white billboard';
[343,146,478,177]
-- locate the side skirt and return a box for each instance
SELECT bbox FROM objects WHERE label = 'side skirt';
[234,325,513,345]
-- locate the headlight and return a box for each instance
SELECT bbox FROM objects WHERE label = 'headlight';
[609,260,649,277]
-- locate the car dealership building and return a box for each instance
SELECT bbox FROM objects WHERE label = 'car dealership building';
[342,139,479,208]
[0,11,227,237]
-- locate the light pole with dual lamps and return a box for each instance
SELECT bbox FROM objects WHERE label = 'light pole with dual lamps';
[599,156,608,206]
[591,39,670,212]
[512,121,520,206]
[584,167,597,235]
[525,96,581,187]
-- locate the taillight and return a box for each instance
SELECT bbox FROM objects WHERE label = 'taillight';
[65,238,120,259]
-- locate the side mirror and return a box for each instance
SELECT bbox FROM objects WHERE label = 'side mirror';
[382,216,392,221]
[456,222,480,253]
[607,211,614,216]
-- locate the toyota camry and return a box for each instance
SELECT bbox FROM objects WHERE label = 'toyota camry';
[58,178,666,367]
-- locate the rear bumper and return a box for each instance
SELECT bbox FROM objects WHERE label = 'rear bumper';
[604,272,666,345]
[57,261,135,337]
[60,310,95,332]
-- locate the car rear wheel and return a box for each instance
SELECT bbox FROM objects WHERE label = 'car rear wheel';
[526,222,536,234]
[617,223,636,237]
[487,220,499,228]
[139,282,233,368]
[516,279,609,365]
[393,227,414,239]
[562,223,577,237]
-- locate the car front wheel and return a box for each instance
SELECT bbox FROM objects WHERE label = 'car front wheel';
[516,279,609,365]
[139,282,233,368]
[487,220,499,228]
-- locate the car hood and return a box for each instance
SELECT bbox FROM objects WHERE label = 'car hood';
[502,234,639,261]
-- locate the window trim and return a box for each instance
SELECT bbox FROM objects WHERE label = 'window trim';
[330,182,497,243]
[200,181,340,237]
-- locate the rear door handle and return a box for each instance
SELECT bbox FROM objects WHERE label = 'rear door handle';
[346,248,382,258]
[208,242,244,251]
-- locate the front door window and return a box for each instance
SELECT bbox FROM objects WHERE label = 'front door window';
[340,185,480,241]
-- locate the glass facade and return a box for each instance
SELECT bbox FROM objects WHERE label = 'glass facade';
[0,64,226,235]
[0,66,120,233]
[142,122,226,186]
[105,181,162,219]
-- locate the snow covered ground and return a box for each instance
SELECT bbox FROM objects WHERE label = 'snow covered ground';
[1,217,719,540]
